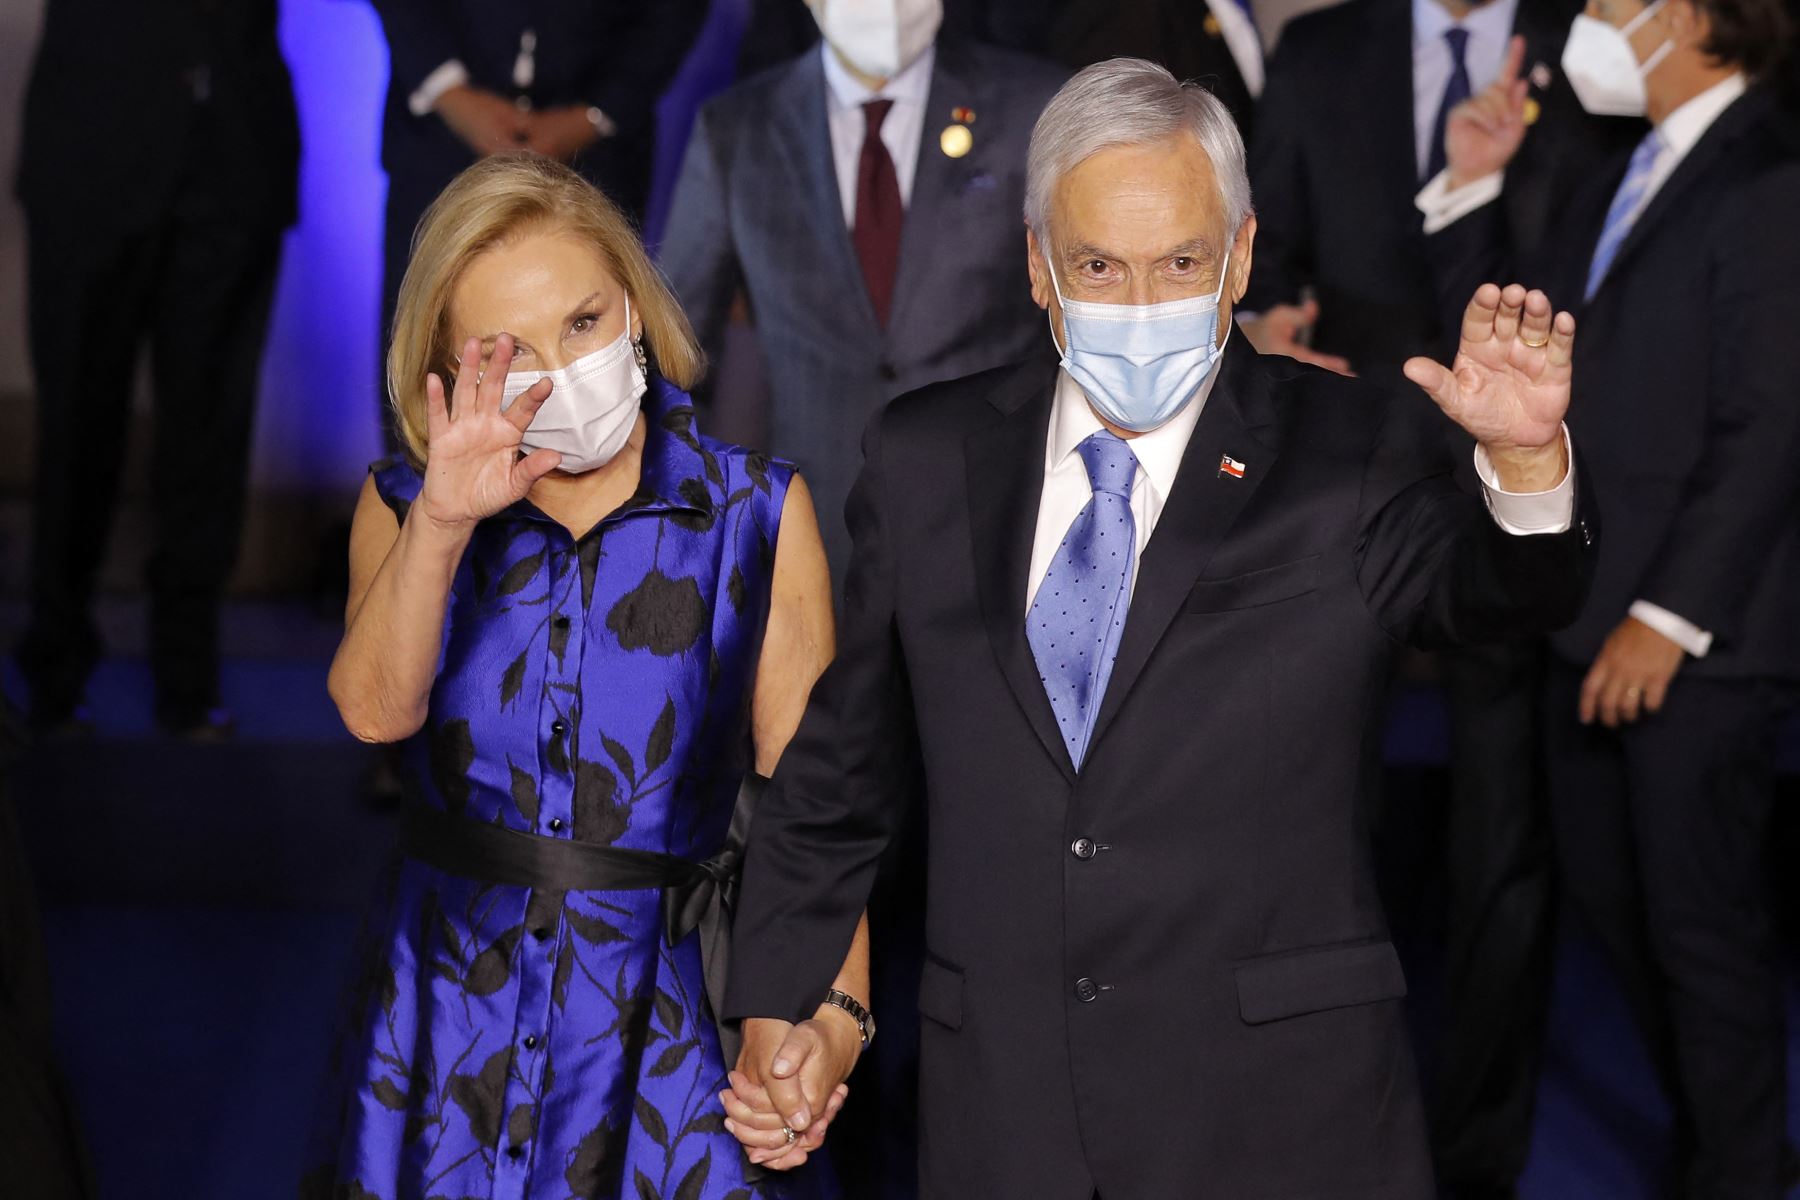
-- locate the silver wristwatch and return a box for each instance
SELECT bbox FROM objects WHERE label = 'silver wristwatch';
[823,988,876,1049]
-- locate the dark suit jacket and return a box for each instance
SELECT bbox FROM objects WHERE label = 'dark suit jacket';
[1246,0,1628,390]
[725,348,1597,1197]
[1427,81,1800,680]
[15,0,299,233]
[370,0,706,219]
[660,39,1065,579]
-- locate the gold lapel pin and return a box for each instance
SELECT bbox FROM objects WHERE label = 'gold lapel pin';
[1204,11,1223,36]
[941,123,973,158]
[1523,97,1541,126]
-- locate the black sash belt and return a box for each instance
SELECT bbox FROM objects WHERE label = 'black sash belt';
[399,775,765,1070]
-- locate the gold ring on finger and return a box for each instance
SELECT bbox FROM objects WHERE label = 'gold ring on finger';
[1625,686,1642,697]
[1521,333,1550,348]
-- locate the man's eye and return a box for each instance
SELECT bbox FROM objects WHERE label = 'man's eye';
[1171,257,1196,272]
[1082,260,1109,275]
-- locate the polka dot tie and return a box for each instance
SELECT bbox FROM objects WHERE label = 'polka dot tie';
[1027,430,1139,770]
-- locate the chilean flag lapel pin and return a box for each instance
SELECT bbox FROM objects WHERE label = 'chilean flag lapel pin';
[1219,454,1247,480]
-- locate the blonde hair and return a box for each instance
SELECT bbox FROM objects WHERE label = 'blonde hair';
[386,153,705,466]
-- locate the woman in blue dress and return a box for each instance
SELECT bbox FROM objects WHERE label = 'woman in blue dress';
[306,154,867,1199]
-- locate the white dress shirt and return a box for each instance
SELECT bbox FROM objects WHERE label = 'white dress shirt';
[1415,72,1748,656]
[1412,0,1521,178]
[821,42,936,229]
[1026,340,1578,610]
[1204,0,1267,98]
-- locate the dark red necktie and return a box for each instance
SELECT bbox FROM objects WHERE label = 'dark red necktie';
[853,99,903,328]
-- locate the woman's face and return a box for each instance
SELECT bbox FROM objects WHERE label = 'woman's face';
[447,226,642,377]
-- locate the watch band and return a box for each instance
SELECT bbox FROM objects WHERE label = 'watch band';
[822,988,874,1048]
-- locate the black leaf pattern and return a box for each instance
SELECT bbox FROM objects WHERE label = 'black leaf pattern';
[509,762,539,825]
[578,535,603,610]
[447,1047,511,1148]
[547,720,570,776]
[601,735,636,785]
[465,926,523,997]
[633,1169,659,1200]
[646,696,676,774]
[674,1147,713,1200]
[565,1114,627,1198]
[684,1110,728,1136]
[574,760,630,845]
[723,1190,754,1200]
[552,937,574,1008]
[702,448,724,487]
[671,477,717,532]
[496,549,545,597]
[429,719,476,815]
[506,1102,534,1149]
[634,1095,670,1148]
[746,451,772,495]
[378,961,398,1016]
[727,565,746,614]
[549,613,571,665]
[565,907,630,946]
[371,1076,407,1110]
[654,989,686,1040]
[402,1108,437,1146]
[499,650,529,710]
[437,911,465,967]
[606,570,709,657]
[647,1039,696,1078]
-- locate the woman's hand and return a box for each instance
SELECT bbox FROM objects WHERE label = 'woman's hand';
[725,1009,864,1169]
[417,334,563,531]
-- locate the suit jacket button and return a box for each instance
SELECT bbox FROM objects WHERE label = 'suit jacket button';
[878,361,898,382]
[1071,837,1096,860]
[1074,977,1099,1003]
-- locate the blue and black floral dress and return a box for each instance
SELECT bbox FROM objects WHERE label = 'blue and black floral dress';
[305,382,835,1200]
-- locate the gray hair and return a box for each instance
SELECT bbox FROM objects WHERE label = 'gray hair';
[1025,58,1253,249]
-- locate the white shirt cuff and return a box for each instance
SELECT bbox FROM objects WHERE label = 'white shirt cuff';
[1473,426,1574,535]
[1416,168,1506,236]
[409,59,470,117]
[1629,600,1713,657]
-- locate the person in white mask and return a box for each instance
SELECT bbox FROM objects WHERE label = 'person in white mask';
[314,153,870,1197]
[1425,0,1800,1193]
[722,59,1598,1198]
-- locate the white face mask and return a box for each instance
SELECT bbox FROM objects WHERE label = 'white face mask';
[811,0,944,80]
[1561,0,1674,117]
[497,297,648,474]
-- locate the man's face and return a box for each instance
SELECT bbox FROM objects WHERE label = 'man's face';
[1027,134,1255,350]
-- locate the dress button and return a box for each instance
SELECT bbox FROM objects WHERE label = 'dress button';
[533,926,552,941]
[548,818,565,832]
[550,720,567,736]
[552,615,571,630]
[524,1034,538,1050]
[1071,837,1096,860]
[507,1145,524,1160]
[1074,977,1099,1003]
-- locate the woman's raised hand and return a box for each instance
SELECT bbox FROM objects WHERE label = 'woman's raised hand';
[417,334,563,531]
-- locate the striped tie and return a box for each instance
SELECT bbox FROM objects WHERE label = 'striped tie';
[1585,130,1666,302]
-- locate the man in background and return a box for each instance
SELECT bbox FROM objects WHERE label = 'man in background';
[370,0,707,432]
[14,0,301,739]
[1429,0,1800,1191]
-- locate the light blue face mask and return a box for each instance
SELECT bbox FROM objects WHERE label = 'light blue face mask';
[1046,248,1232,433]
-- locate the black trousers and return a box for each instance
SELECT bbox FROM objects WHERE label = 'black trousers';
[1545,661,1790,1199]
[1432,639,1556,1193]
[20,156,281,724]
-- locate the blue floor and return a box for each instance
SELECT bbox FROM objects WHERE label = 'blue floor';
[13,608,1800,1198]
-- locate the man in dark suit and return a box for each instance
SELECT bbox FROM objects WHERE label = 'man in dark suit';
[661,0,1065,583]
[719,60,1595,1198]
[1430,0,1800,1191]
[13,0,300,737]
[1246,7,1636,1192]
[371,0,706,430]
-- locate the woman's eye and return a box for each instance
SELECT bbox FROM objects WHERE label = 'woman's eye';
[570,313,600,335]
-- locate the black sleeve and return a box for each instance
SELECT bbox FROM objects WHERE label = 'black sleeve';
[1355,393,1597,649]
[580,0,710,141]
[724,413,920,1025]
[1242,37,1315,312]
[368,0,464,98]
[1635,161,1800,644]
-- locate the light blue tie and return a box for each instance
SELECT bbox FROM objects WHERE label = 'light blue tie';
[1027,430,1139,771]
[1585,129,1667,301]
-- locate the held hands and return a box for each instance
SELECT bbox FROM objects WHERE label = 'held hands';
[436,86,601,162]
[1403,283,1573,492]
[1446,36,1530,189]
[416,335,563,533]
[1580,617,1686,727]
[723,1013,862,1170]
[1237,299,1356,376]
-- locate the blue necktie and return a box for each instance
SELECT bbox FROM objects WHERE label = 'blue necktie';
[1585,129,1667,301]
[1427,27,1473,181]
[1027,430,1139,771]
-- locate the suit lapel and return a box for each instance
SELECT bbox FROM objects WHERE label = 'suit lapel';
[965,358,1076,781]
[1370,1,1424,199]
[886,42,988,342]
[769,50,882,331]
[1590,86,1764,303]
[1087,349,1282,759]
